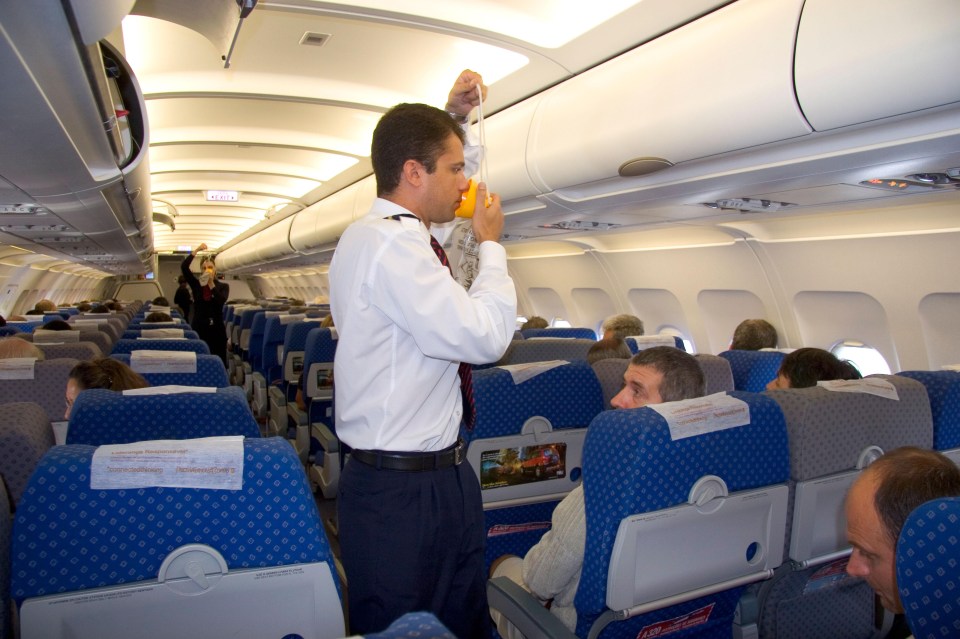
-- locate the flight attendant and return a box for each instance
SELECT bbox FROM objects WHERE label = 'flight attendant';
[181,243,229,363]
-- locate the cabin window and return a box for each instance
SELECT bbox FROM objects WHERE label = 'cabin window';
[830,340,891,376]
[658,326,695,354]
[553,318,572,328]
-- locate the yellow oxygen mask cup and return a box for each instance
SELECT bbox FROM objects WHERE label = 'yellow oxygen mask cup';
[455,179,491,218]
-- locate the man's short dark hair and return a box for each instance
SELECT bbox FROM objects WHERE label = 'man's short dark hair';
[371,103,466,197]
[867,447,960,545]
[630,346,705,402]
[603,314,644,340]
[731,319,777,350]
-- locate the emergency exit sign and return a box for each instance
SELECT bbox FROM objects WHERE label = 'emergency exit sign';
[205,190,239,202]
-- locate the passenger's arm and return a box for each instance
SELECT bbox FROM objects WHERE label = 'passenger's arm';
[521,486,586,601]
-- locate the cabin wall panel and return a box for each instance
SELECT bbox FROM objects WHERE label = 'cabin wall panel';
[918,293,960,369]
[508,253,615,329]
[697,290,770,354]
[753,231,960,371]
[627,288,687,341]
[793,291,895,369]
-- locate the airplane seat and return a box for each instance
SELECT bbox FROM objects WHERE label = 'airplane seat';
[275,319,324,440]
[0,402,54,506]
[252,314,304,423]
[752,375,934,639]
[237,309,266,394]
[0,326,21,337]
[0,358,78,423]
[0,476,9,639]
[591,358,629,410]
[718,350,786,392]
[11,437,345,639]
[694,353,736,395]
[110,352,230,387]
[110,338,211,356]
[521,327,597,340]
[495,338,596,366]
[123,328,201,340]
[75,329,113,353]
[513,330,524,340]
[625,335,686,353]
[896,370,960,464]
[34,341,102,361]
[488,391,791,639]
[66,387,260,446]
[302,328,340,496]
[6,321,42,333]
[896,497,960,639]
[467,360,605,575]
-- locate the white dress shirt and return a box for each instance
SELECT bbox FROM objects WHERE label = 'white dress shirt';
[329,198,516,452]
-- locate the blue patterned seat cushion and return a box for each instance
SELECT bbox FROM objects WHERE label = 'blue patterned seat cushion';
[110,353,229,388]
[897,370,960,450]
[11,437,336,601]
[66,387,259,445]
[111,338,211,355]
[896,497,960,639]
[575,391,790,638]
[718,350,785,392]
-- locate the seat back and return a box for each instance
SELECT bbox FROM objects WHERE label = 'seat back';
[0,476,9,639]
[0,402,54,506]
[897,497,960,639]
[754,375,934,639]
[123,328,200,340]
[625,335,686,353]
[303,327,339,425]
[591,358,629,410]
[261,314,305,385]
[718,350,785,392]
[66,387,259,445]
[521,327,597,340]
[495,338,595,365]
[111,338,211,355]
[0,358,78,423]
[467,360,605,572]
[695,354,735,395]
[35,341,102,361]
[247,311,271,369]
[237,308,262,354]
[111,353,229,387]
[897,370,960,461]
[282,319,324,400]
[11,437,344,639]
[576,392,790,638]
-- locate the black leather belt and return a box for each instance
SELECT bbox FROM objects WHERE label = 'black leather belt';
[351,439,465,472]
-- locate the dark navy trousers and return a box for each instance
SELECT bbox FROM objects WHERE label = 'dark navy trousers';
[337,456,491,638]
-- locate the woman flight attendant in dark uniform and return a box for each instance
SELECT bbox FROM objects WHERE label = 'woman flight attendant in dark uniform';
[181,243,229,363]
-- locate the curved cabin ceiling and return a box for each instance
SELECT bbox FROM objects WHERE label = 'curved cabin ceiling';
[120,0,728,254]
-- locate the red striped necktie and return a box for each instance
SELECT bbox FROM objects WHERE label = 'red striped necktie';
[391,214,476,430]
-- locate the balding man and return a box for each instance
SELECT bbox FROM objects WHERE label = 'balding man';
[0,336,44,360]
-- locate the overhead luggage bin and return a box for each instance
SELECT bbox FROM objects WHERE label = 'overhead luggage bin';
[795,0,960,132]
[288,176,375,256]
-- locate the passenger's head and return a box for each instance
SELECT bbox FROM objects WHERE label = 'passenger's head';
[152,296,170,306]
[611,346,705,409]
[145,311,173,323]
[731,319,777,350]
[587,337,632,365]
[34,299,56,313]
[177,276,188,287]
[89,304,110,314]
[0,336,44,360]
[320,314,335,329]
[371,102,467,202]
[766,347,861,390]
[106,301,123,311]
[602,314,644,341]
[42,319,72,331]
[76,302,92,312]
[845,447,960,613]
[0,314,5,327]
[65,358,150,419]
[520,316,549,330]
[25,309,42,316]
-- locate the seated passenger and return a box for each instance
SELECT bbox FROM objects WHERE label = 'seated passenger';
[152,296,170,306]
[0,336,44,360]
[64,357,150,419]
[520,316,549,330]
[106,301,123,312]
[34,299,56,313]
[765,347,861,390]
[601,313,644,340]
[75,302,92,313]
[845,447,960,615]
[145,311,174,323]
[42,319,72,331]
[730,319,777,350]
[586,336,631,365]
[89,304,110,314]
[490,346,706,635]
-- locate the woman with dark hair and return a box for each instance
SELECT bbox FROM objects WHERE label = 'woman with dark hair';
[174,276,192,322]
[181,243,230,363]
[766,347,862,390]
[64,358,149,418]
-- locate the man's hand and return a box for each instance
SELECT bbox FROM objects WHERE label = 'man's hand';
[196,243,208,252]
[446,69,487,119]
[471,183,503,244]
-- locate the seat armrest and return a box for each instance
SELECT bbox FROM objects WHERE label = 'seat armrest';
[487,576,578,639]
[311,421,339,452]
